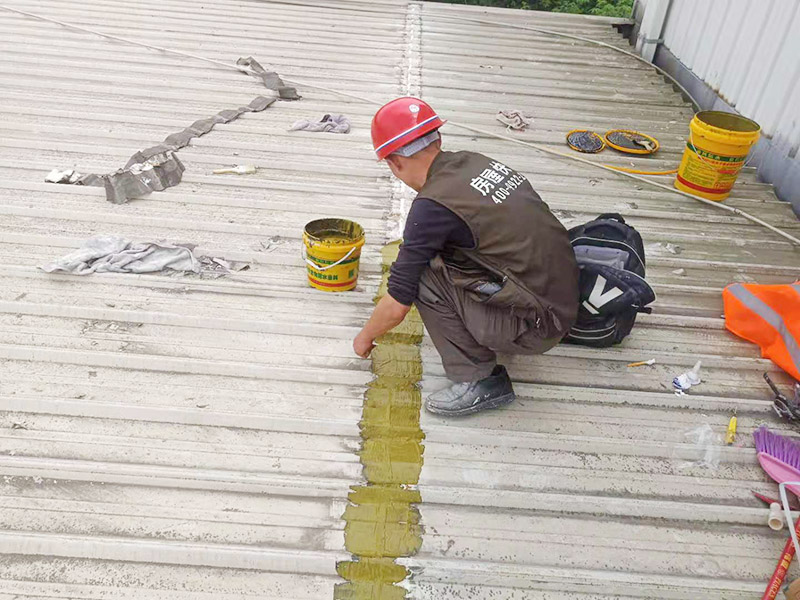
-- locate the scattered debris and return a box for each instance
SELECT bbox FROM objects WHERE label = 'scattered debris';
[10,422,28,430]
[673,423,722,471]
[650,241,683,256]
[673,360,702,394]
[213,165,257,175]
[672,268,686,276]
[289,114,351,134]
[551,209,576,224]
[81,320,139,335]
[627,358,655,367]
[199,256,250,277]
[257,236,284,252]
[196,403,209,409]
[674,423,721,471]
[45,169,83,184]
[40,236,248,276]
[725,411,738,445]
[496,109,533,131]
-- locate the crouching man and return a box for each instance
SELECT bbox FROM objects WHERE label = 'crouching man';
[353,97,579,416]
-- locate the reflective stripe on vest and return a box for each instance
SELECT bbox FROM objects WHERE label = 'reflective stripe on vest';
[726,283,800,377]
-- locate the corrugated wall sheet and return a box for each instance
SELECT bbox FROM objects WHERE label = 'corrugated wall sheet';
[658,0,800,209]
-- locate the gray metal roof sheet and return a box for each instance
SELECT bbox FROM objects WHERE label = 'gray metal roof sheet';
[1,0,799,598]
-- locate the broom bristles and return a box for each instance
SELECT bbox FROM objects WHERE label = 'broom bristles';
[754,425,800,471]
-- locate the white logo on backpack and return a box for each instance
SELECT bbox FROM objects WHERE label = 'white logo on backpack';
[582,275,623,315]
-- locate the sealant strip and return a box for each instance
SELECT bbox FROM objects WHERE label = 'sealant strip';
[335,241,425,599]
[48,58,299,204]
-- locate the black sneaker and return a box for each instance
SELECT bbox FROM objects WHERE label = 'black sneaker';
[425,365,516,416]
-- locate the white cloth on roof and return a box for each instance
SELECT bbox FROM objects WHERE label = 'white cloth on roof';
[288,114,351,134]
[40,236,202,275]
[496,109,534,131]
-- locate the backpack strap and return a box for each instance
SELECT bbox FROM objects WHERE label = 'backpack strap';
[596,213,626,224]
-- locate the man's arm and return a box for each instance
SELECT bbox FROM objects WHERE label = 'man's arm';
[353,294,411,358]
[353,199,474,359]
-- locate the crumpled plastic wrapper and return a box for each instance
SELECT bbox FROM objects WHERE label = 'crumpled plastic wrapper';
[672,424,721,471]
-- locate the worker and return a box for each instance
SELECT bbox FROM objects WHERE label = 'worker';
[353,97,579,416]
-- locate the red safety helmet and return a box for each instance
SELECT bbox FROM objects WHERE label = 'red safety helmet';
[371,97,446,160]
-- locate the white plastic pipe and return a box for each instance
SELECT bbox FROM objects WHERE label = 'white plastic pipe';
[770,502,787,531]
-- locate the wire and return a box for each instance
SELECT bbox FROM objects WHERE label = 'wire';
[2,4,797,246]
[448,121,800,246]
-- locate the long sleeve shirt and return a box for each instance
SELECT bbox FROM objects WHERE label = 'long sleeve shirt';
[387,197,475,306]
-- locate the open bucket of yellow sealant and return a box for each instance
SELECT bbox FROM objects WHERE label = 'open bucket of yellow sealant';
[303,218,365,292]
[675,111,760,201]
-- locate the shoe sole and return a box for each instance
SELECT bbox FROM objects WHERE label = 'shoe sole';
[425,392,516,417]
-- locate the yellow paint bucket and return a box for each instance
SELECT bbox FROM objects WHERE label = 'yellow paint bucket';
[675,111,760,201]
[303,218,365,292]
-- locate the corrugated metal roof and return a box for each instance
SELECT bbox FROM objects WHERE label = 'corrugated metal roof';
[1,0,799,598]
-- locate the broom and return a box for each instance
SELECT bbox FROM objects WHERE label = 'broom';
[754,426,800,600]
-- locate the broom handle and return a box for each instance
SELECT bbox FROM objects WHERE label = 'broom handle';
[762,517,800,600]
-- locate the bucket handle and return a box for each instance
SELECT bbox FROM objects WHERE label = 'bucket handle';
[303,245,357,272]
[688,132,756,172]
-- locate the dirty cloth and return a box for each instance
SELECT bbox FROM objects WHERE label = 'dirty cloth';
[42,236,209,275]
[496,109,534,131]
[289,114,351,134]
[46,57,299,204]
[415,257,561,383]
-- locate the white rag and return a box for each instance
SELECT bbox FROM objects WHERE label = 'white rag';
[496,109,534,131]
[40,236,202,275]
[289,114,351,134]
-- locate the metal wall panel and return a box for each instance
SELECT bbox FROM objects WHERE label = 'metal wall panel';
[662,0,800,139]
[653,0,800,207]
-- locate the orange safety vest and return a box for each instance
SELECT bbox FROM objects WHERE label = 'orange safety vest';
[723,282,800,381]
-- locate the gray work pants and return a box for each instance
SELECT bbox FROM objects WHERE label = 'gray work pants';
[415,260,562,383]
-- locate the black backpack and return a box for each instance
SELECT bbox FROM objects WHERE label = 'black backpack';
[564,214,656,347]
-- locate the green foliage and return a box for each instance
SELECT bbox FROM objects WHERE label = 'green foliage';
[425,0,634,17]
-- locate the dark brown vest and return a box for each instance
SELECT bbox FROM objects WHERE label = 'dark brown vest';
[418,150,579,337]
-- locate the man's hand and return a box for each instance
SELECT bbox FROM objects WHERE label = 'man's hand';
[353,294,411,359]
[353,332,376,359]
